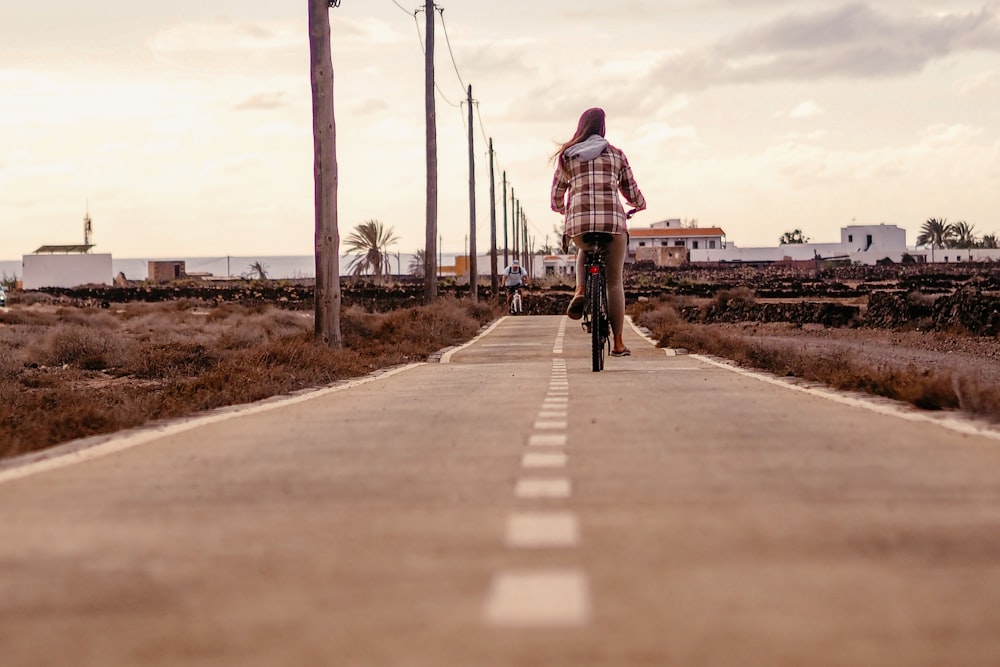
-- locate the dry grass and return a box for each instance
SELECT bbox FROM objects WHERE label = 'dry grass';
[632,298,1000,419]
[0,297,499,460]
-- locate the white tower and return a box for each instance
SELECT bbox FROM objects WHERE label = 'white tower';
[83,202,93,251]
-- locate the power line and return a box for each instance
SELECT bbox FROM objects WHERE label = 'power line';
[436,7,467,94]
[390,0,414,15]
[391,3,539,250]
[473,101,491,153]
[411,7,462,107]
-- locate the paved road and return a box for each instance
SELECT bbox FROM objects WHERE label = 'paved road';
[2,315,1000,666]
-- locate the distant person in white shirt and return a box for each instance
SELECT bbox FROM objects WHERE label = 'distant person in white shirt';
[502,259,527,310]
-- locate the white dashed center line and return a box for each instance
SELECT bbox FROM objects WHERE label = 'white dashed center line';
[505,511,579,547]
[521,452,568,468]
[515,478,572,499]
[529,434,567,448]
[483,328,589,628]
[484,570,590,627]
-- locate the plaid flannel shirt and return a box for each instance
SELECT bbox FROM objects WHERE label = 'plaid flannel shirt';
[550,143,646,238]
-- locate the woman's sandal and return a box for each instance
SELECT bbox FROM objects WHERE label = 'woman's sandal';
[566,295,586,320]
[610,348,631,357]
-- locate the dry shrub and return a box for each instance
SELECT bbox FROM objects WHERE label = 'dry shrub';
[0,309,59,327]
[217,323,268,349]
[906,291,937,307]
[208,309,308,349]
[342,297,485,359]
[30,324,134,371]
[952,376,1000,418]
[1,297,501,460]
[0,384,165,459]
[122,340,219,379]
[633,296,692,333]
[633,299,966,413]
[713,286,756,309]
[52,308,119,328]
[0,349,25,380]
[14,292,56,307]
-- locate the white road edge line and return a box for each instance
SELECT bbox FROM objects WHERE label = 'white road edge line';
[440,317,507,364]
[0,363,424,486]
[631,313,1000,440]
[693,354,1000,441]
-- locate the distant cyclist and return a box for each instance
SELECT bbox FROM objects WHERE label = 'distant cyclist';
[551,107,646,357]
[502,258,528,311]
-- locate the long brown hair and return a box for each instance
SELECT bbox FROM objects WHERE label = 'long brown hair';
[553,107,606,164]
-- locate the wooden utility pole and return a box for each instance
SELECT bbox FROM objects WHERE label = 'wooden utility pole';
[516,198,522,258]
[521,209,531,276]
[424,0,438,301]
[488,138,498,295]
[502,172,509,267]
[309,0,342,347]
[511,190,518,257]
[466,85,477,302]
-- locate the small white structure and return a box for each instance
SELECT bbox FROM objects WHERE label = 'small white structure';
[628,219,727,259]
[922,248,1000,263]
[22,248,112,289]
[22,208,114,289]
[690,224,915,266]
[540,254,575,277]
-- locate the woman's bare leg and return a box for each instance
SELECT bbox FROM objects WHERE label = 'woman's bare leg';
[604,233,628,353]
[571,233,629,354]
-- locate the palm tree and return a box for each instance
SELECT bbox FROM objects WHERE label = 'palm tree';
[409,249,426,278]
[981,234,999,249]
[950,220,978,249]
[344,219,399,282]
[247,261,269,280]
[916,218,953,262]
[779,229,809,244]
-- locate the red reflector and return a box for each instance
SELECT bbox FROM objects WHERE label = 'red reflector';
[589,266,599,274]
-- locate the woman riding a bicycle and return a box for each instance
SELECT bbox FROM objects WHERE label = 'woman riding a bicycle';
[550,107,646,357]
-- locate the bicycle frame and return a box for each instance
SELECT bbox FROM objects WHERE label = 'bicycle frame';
[580,233,612,372]
[509,288,523,315]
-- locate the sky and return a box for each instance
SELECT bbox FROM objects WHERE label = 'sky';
[2,0,1000,261]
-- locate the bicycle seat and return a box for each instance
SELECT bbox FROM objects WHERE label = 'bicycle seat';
[580,232,614,247]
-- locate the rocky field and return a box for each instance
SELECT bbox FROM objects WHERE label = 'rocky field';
[19,262,1000,391]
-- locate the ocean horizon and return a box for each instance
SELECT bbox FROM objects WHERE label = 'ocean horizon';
[0,253,475,282]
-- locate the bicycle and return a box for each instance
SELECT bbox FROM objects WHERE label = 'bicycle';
[573,210,639,372]
[509,287,523,315]
[579,232,613,372]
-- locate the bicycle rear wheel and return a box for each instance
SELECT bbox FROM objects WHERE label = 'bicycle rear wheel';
[590,270,605,372]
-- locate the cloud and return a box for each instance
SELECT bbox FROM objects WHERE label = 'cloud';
[781,100,825,118]
[234,92,290,111]
[149,19,301,55]
[957,69,1000,96]
[350,98,390,116]
[649,3,1000,90]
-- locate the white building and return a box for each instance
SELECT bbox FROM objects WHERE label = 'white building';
[690,223,916,266]
[22,245,112,289]
[629,219,727,258]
